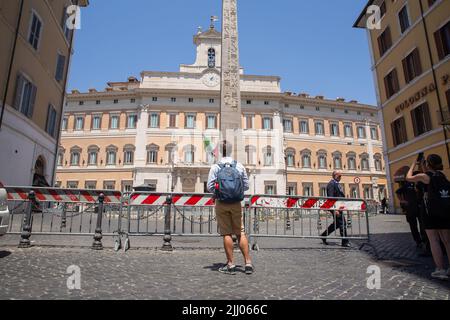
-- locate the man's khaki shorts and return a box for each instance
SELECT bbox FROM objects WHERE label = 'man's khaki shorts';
[215,200,245,236]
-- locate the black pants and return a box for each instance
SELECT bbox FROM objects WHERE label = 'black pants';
[321,212,348,244]
[406,208,427,246]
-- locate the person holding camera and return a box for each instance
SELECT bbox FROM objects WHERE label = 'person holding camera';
[406,154,450,280]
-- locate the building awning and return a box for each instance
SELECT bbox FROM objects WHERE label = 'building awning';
[393,166,410,182]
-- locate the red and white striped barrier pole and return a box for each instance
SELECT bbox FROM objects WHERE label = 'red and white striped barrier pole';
[4,187,122,204]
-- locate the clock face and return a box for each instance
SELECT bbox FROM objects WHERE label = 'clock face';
[203,72,220,87]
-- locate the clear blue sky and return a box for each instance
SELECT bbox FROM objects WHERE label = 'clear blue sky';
[68,0,376,105]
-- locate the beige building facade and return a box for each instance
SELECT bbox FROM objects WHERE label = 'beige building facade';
[0,0,88,186]
[57,24,387,200]
[355,0,450,212]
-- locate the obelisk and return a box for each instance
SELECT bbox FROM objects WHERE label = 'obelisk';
[220,0,244,163]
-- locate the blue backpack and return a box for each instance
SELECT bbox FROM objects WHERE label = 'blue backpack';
[215,161,244,203]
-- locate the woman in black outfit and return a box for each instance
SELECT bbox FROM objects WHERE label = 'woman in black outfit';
[406,154,450,280]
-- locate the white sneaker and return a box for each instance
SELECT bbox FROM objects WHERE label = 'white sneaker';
[431,269,449,280]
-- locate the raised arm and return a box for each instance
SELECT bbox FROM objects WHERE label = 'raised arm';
[406,160,430,184]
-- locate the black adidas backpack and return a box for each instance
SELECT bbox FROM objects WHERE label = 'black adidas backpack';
[425,171,450,219]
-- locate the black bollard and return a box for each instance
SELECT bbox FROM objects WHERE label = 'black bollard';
[19,191,35,248]
[92,193,104,250]
[161,194,173,251]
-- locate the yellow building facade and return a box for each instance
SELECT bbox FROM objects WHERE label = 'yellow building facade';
[355,0,450,212]
[0,0,88,186]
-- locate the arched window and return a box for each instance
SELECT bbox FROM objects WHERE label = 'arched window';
[350,185,359,198]
[332,151,342,169]
[347,152,356,170]
[245,145,256,165]
[208,48,216,68]
[57,147,65,166]
[87,145,99,166]
[147,144,159,164]
[285,148,296,167]
[184,145,196,164]
[106,145,118,165]
[374,153,383,171]
[301,149,311,168]
[165,143,177,164]
[263,146,273,166]
[317,150,327,169]
[360,153,370,171]
[70,146,81,166]
[124,144,136,165]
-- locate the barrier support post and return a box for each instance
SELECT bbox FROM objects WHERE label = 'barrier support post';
[18,190,35,248]
[92,193,104,250]
[161,194,173,251]
[60,203,67,230]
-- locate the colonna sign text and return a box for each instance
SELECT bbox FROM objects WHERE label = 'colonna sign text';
[395,74,449,114]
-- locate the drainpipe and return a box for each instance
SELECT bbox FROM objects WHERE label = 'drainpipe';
[419,0,450,167]
[0,0,25,129]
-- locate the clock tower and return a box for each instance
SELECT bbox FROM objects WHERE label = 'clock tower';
[179,19,222,75]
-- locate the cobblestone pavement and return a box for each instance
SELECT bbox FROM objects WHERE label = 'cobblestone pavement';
[0,215,449,300]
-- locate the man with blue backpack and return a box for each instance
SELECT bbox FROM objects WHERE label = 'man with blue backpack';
[207,141,254,275]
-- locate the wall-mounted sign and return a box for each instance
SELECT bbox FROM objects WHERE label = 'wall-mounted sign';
[395,83,436,114]
[395,74,449,114]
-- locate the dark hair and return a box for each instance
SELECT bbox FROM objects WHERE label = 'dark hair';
[221,140,232,157]
[426,154,443,171]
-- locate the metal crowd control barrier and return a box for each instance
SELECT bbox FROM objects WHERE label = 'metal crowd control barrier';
[5,186,123,250]
[247,195,370,251]
[125,192,252,251]
[4,188,372,252]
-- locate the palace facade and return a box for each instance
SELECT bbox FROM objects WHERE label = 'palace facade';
[56,24,387,200]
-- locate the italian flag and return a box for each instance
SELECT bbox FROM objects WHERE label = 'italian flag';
[203,135,219,159]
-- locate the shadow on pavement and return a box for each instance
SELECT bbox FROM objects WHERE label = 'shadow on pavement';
[0,251,12,259]
[357,232,450,290]
[203,263,249,274]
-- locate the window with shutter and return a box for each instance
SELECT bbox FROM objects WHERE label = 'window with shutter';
[384,69,399,99]
[402,49,422,83]
[391,117,408,146]
[15,76,37,118]
[13,74,25,111]
[45,105,57,137]
[55,54,66,82]
[378,27,392,57]
[28,13,42,50]
[434,21,450,61]
[398,6,410,34]
[169,114,176,128]
[411,103,432,137]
